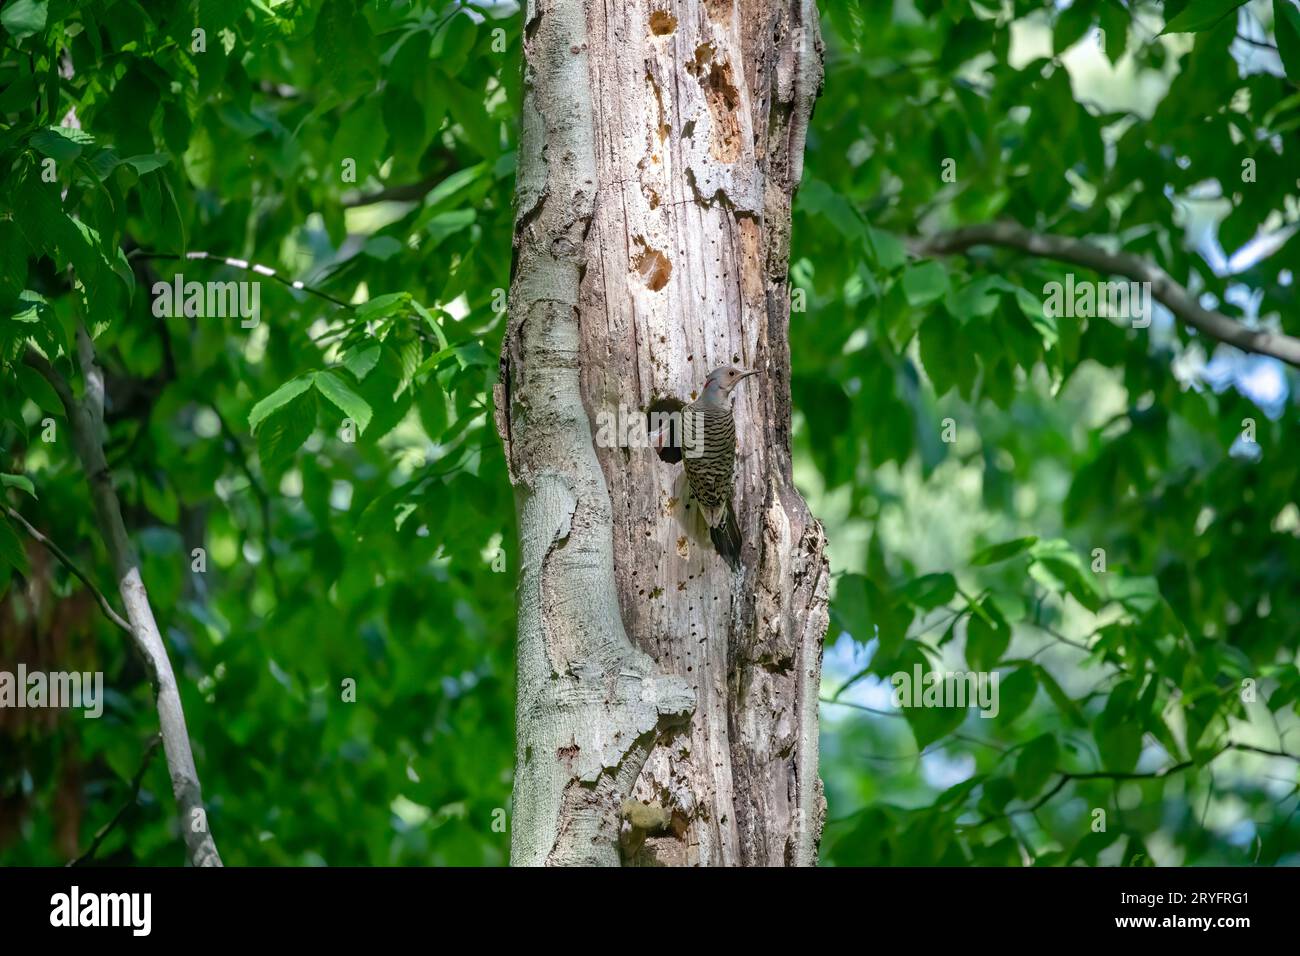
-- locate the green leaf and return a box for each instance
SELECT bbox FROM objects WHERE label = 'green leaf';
[362,235,404,260]
[313,370,374,434]
[1014,733,1059,798]
[249,376,315,432]
[1160,0,1246,34]
[965,600,1010,671]
[970,536,1037,566]
[1068,828,1122,865]
[1099,1,1130,64]
[918,310,971,398]
[0,516,28,577]
[1053,0,1094,54]
[944,276,1004,321]
[901,261,950,307]
[0,222,28,304]
[1035,664,1085,727]
[1015,286,1057,348]
[30,126,95,162]
[446,79,500,157]
[141,474,179,524]
[830,572,913,657]
[354,292,409,322]
[798,178,867,241]
[85,148,125,180]
[411,300,450,350]
[340,344,382,381]
[425,208,476,247]
[894,646,970,750]
[1095,681,1141,772]
[1,0,48,38]
[1,474,36,497]
[994,666,1038,726]
[123,153,171,175]
[1275,0,1300,79]
[256,390,316,470]
[895,572,957,610]
[979,776,1017,816]
[1095,711,1141,773]
[1107,575,1162,615]
[1029,539,1102,612]
[423,163,489,209]
[905,698,967,751]
[866,227,907,271]
[16,364,63,413]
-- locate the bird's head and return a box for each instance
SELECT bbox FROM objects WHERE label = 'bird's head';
[701,364,758,401]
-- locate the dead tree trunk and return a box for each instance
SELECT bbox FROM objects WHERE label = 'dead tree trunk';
[496,0,827,867]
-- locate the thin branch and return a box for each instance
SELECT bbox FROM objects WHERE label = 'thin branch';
[1229,741,1300,761]
[958,755,1203,831]
[1024,621,1093,654]
[22,349,76,410]
[67,735,162,866]
[129,249,354,309]
[915,222,1300,368]
[131,249,447,352]
[820,696,903,718]
[22,341,223,867]
[3,504,132,635]
[342,174,442,207]
[960,740,1300,832]
[1236,33,1279,53]
[830,665,877,702]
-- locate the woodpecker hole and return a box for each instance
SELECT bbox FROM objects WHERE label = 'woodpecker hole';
[650,10,677,35]
[648,396,686,464]
[632,237,673,291]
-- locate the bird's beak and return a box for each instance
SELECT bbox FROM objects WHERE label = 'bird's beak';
[738,368,758,381]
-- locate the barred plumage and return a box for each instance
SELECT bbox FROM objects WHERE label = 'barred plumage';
[682,402,736,516]
[677,365,757,566]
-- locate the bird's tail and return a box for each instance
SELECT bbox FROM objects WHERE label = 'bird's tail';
[709,502,742,569]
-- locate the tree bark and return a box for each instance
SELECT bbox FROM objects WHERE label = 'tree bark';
[497,0,827,866]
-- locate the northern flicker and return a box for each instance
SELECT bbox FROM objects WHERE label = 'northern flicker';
[680,365,756,566]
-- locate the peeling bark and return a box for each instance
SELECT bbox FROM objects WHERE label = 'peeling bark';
[499,0,826,867]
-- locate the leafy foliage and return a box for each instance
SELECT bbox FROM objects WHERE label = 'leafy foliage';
[2,0,518,865]
[811,0,1300,866]
[2,0,1299,867]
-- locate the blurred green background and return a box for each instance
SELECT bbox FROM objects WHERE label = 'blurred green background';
[2,0,1299,866]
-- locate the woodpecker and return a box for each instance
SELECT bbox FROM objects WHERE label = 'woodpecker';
[681,365,756,566]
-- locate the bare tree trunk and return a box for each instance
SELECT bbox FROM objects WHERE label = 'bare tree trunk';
[497,0,827,867]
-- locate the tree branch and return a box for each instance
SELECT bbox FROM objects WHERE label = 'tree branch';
[128,250,354,309]
[341,175,442,207]
[1236,34,1279,53]
[915,222,1300,368]
[23,339,223,867]
[3,504,132,635]
[960,740,1300,832]
[67,734,162,866]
